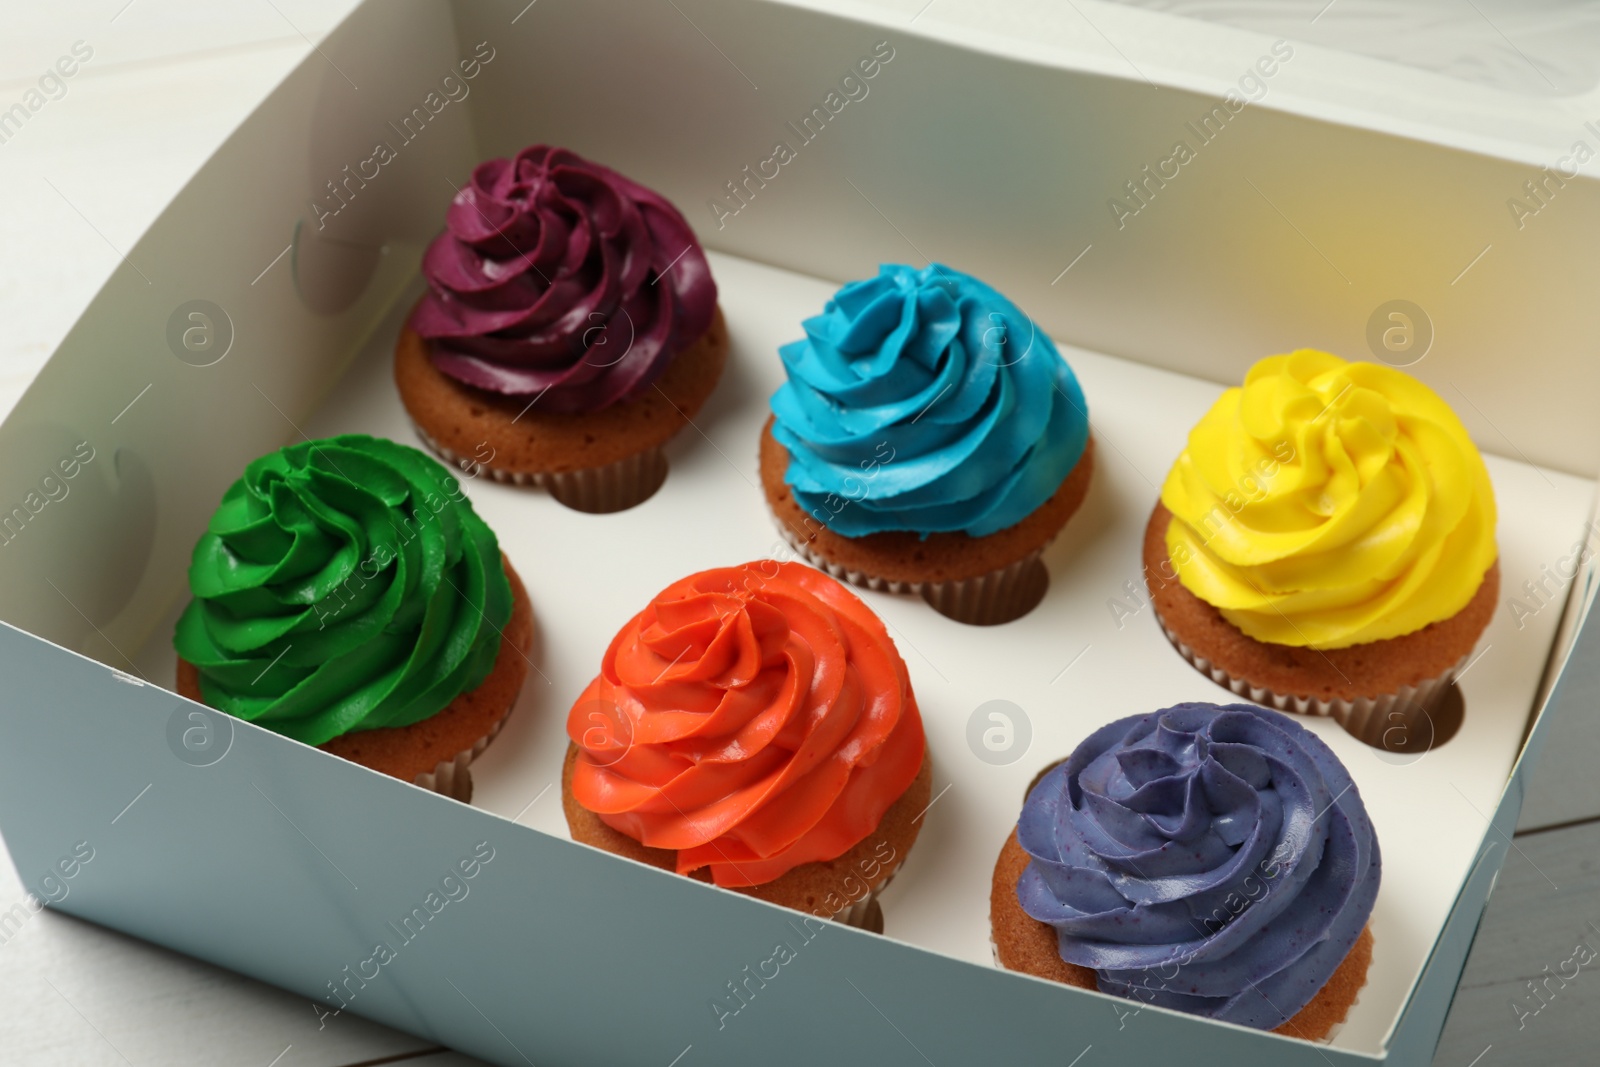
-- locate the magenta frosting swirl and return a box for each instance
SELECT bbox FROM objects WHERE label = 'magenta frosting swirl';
[409,145,717,413]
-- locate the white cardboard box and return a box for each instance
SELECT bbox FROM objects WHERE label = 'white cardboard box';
[1,2,1597,1063]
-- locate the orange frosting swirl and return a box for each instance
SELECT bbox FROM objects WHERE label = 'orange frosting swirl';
[566,561,925,887]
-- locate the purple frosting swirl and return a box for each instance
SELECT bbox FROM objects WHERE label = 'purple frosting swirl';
[1016,702,1380,1030]
[409,145,717,413]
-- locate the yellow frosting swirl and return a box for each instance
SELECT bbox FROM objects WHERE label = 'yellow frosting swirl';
[1161,350,1496,650]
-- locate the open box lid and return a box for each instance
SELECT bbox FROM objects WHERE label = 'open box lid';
[1,1,1598,1064]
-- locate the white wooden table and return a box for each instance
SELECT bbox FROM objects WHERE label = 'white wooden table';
[1,4,1594,1064]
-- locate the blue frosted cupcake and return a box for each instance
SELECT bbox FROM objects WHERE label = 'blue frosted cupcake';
[758,263,1094,624]
[991,702,1380,1041]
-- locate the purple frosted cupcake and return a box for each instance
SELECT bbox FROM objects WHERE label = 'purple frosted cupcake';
[395,145,728,513]
[990,702,1379,1041]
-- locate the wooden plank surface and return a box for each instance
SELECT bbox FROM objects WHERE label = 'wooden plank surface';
[1433,819,1600,1065]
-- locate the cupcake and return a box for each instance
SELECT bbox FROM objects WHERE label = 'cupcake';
[397,144,728,513]
[562,561,930,929]
[1145,350,1498,744]
[761,263,1093,625]
[173,434,533,799]
[991,702,1380,1042]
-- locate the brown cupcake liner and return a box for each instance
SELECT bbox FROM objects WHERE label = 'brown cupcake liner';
[829,894,882,930]
[775,521,1049,626]
[412,421,667,514]
[1158,615,1469,746]
[410,707,513,802]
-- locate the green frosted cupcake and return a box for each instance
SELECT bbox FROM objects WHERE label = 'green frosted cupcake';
[174,434,533,797]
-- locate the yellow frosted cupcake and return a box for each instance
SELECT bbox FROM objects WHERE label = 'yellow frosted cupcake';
[1143,350,1498,742]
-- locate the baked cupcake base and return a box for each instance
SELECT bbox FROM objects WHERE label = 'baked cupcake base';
[760,418,1094,625]
[1143,503,1498,745]
[396,305,730,513]
[562,743,932,929]
[177,555,534,801]
[990,828,1373,1042]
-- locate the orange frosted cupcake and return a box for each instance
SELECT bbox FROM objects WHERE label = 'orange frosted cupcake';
[561,561,930,929]
[1145,351,1497,743]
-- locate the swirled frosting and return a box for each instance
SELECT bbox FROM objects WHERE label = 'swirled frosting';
[1017,702,1380,1030]
[409,144,717,413]
[1162,350,1496,649]
[174,435,512,746]
[770,264,1090,538]
[566,561,925,887]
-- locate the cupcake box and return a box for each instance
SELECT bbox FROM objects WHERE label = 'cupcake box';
[2,1,1599,1063]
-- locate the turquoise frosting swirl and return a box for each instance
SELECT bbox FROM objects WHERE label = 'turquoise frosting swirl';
[173,434,511,746]
[770,264,1089,538]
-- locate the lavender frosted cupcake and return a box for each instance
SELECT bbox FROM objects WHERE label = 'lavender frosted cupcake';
[395,145,728,513]
[991,702,1379,1041]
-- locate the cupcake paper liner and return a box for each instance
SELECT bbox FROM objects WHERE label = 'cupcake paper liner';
[775,521,1049,626]
[1158,615,1469,748]
[412,422,668,514]
[820,856,903,932]
[830,893,884,931]
[410,708,513,802]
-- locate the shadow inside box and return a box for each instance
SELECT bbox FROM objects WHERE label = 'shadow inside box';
[1042,437,1122,566]
[673,309,762,447]
[1373,681,1464,758]
[456,594,553,805]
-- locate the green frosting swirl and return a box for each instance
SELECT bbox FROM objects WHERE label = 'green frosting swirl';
[174,434,512,745]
